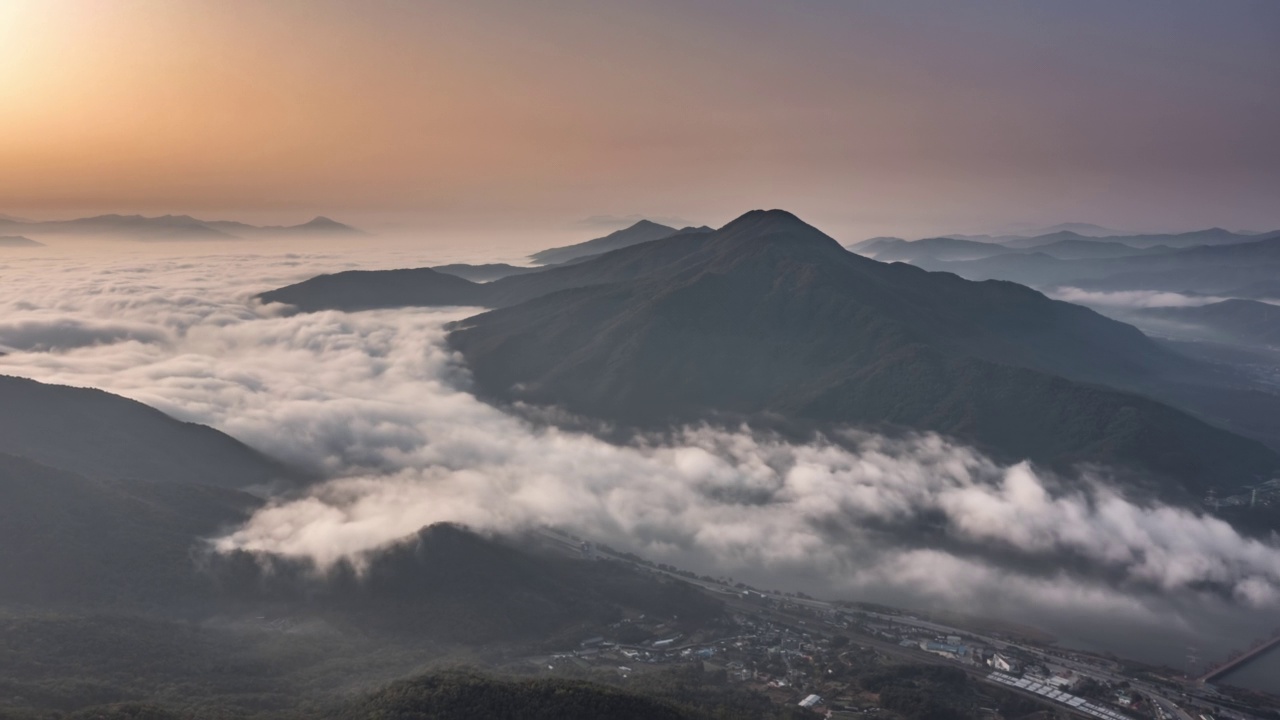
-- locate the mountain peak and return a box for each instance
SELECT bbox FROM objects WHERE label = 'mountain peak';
[306,215,336,225]
[528,218,678,265]
[289,216,360,234]
[720,209,810,233]
[713,209,844,257]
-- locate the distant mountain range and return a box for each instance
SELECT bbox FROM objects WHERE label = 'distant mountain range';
[1000,227,1270,250]
[529,219,710,265]
[0,235,43,247]
[262,209,1279,497]
[1133,299,1280,348]
[942,226,1267,247]
[430,262,545,282]
[261,222,721,310]
[849,235,1164,263]
[859,233,1280,298]
[0,213,361,241]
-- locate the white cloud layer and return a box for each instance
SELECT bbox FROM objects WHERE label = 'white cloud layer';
[0,245,1277,659]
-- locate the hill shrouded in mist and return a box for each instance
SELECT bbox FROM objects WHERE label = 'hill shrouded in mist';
[445,210,1277,495]
[0,452,259,609]
[258,209,1280,494]
[850,236,1163,263]
[0,214,361,241]
[0,235,43,247]
[997,227,1273,250]
[1134,299,1280,348]
[0,375,296,489]
[893,233,1280,296]
[530,219,684,265]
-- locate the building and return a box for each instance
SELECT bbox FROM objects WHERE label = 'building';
[989,652,1020,673]
[799,694,823,709]
[921,640,969,659]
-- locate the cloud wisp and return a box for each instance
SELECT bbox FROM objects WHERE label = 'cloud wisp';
[1048,287,1230,309]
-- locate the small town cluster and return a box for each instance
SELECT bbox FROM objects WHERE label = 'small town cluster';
[535,532,1276,720]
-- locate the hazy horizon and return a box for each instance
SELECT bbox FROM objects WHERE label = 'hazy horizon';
[4,0,1279,241]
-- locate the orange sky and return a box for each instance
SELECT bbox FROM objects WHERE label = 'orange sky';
[2,0,1278,239]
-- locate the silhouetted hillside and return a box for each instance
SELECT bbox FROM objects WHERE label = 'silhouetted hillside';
[911,235,1280,293]
[449,210,1278,495]
[0,375,295,488]
[0,453,258,610]
[849,236,1013,262]
[260,227,720,311]
[213,523,724,643]
[431,263,543,282]
[259,266,491,311]
[1024,238,1158,260]
[852,236,1158,263]
[258,209,1280,491]
[1136,299,1280,348]
[0,443,723,633]
[1001,228,1273,250]
[529,219,680,265]
[0,235,43,247]
[329,671,700,720]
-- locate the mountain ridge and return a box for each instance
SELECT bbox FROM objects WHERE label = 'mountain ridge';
[0,235,43,247]
[0,374,298,489]
[0,213,362,241]
[446,211,1277,496]
[259,208,1280,494]
[529,219,711,265]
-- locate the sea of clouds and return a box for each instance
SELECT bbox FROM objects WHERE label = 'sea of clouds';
[1,244,1277,661]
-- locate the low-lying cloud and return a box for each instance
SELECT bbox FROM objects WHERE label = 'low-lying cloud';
[1049,287,1229,308]
[1,245,1278,658]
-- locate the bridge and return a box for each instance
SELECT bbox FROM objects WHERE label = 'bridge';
[1197,630,1280,684]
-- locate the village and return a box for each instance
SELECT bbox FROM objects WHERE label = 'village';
[528,532,1278,720]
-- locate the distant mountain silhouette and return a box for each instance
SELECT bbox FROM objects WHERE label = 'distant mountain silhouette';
[1136,299,1280,348]
[0,214,362,241]
[850,236,1015,262]
[0,375,296,488]
[853,236,1161,264]
[206,215,362,236]
[1027,222,1126,237]
[261,226,721,311]
[259,266,491,311]
[215,522,722,642]
[1026,239,1161,260]
[431,262,544,282]
[1231,280,1280,300]
[906,234,1280,294]
[1001,228,1271,250]
[952,234,1280,293]
[529,219,707,265]
[448,210,1277,496]
[0,235,43,247]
